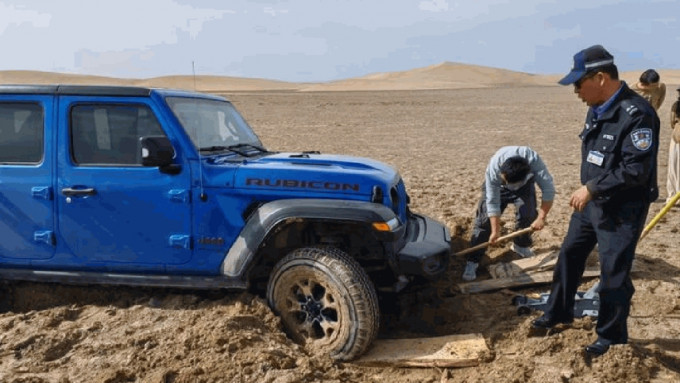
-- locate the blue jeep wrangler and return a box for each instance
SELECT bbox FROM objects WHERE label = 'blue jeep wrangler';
[0,85,451,360]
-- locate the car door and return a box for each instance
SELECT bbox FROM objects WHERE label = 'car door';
[0,96,55,263]
[54,96,193,271]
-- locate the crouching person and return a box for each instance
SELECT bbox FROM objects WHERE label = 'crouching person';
[462,146,555,281]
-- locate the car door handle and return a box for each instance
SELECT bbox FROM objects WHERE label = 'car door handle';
[61,187,97,197]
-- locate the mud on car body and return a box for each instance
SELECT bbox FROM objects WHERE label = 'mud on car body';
[0,85,451,360]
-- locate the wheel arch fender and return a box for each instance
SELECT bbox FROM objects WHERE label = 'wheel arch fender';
[219,198,399,278]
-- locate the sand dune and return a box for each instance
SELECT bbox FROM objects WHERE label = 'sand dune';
[2,62,680,92]
[301,62,554,91]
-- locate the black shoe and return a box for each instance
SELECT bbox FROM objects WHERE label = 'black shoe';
[531,315,573,329]
[585,338,612,356]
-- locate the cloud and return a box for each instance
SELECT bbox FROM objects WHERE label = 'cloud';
[263,7,289,17]
[1,0,678,82]
[1,1,232,51]
[418,0,449,13]
[0,2,50,34]
[0,0,235,75]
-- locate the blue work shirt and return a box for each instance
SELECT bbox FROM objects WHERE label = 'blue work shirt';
[484,146,555,217]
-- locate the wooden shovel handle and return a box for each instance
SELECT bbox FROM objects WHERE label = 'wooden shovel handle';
[453,227,534,257]
[639,191,680,240]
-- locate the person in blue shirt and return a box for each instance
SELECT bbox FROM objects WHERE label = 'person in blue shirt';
[532,45,660,357]
[462,146,555,281]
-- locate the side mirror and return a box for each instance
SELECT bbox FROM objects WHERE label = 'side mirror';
[141,136,181,174]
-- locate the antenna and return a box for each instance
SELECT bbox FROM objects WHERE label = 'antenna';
[193,61,207,201]
[192,61,197,91]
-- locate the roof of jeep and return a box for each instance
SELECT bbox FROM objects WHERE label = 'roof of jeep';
[0,84,222,100]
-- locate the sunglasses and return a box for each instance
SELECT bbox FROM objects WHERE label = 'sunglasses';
[575,72,599,90]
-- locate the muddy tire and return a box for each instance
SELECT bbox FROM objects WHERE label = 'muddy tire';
[266,247,379,360]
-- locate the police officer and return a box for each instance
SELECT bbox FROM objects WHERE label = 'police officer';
[532,45,660,356]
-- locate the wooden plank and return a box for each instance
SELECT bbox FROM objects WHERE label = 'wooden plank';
[488,251,557,279]
[355,333,488,368]
[457,268,600,294]
[510,250,558,271]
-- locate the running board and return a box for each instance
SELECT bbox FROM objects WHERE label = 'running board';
[0,268,248,290]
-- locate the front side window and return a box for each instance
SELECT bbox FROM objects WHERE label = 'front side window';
[165,97,261,151]
[71,104,164,165]
[0,102,43,164]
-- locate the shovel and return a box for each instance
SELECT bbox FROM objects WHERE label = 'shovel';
[453,227,534,257]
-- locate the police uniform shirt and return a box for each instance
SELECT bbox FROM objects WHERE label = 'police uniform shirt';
[580,82,660,203]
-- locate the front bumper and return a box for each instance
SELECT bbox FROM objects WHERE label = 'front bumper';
[395,213,451,279]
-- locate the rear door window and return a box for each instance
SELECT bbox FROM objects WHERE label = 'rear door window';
[0,102,44,164]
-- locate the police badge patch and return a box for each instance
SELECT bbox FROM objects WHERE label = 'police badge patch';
[631,128,653,151]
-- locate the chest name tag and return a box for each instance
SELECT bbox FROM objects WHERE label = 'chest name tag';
[587,150,605,166]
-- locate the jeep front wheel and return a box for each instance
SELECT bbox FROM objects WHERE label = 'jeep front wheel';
[266,247,379,360]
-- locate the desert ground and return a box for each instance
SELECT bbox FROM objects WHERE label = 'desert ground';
[1,68,679,382]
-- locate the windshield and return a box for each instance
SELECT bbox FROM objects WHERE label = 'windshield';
[166,97,263,153]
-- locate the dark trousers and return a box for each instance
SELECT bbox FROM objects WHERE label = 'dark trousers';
[467,180,538,263]
[544,199,649,344]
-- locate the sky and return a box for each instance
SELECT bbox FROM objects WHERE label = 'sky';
[0,0,678,83]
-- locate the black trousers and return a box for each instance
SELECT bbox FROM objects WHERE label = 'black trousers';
[544,199,649,344]
[467,180,538,263]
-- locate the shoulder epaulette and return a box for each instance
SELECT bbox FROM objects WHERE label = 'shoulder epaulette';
[620,100,641,117]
